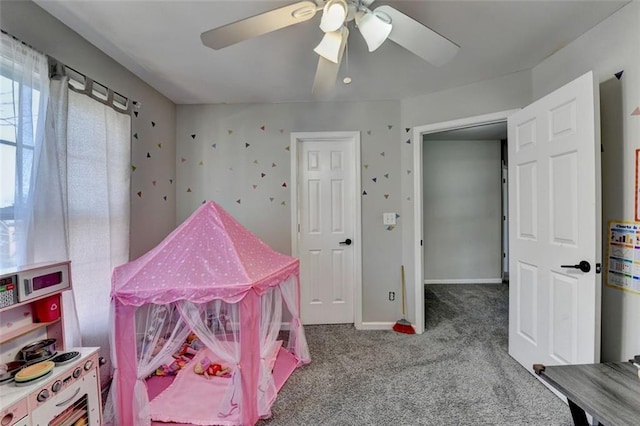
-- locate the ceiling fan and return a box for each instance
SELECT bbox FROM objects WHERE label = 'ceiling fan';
[200,0,460,95]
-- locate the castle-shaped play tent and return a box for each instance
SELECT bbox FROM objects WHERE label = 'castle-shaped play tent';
[108,201,310,425]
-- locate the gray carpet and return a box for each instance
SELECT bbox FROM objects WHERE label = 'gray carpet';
[259,284,573,425]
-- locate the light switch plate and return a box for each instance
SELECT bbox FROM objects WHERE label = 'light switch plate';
[383,213,396,225]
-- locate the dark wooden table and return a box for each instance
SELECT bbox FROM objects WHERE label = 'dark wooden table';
[533,362,640,426]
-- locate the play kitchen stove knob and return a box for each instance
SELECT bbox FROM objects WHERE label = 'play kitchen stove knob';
[72,367,82,378]
[51,379,62,392]
[84,359,94,370]
[37,388,50,402]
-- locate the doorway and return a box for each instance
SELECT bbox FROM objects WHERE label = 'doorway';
[413,72,602,377]
[290,131,362,327]
[422,123,508,285]
[411,110,519,334]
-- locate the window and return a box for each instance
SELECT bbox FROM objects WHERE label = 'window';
[0,40,48,268]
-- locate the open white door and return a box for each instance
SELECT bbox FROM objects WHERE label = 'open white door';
[508,71,601,372]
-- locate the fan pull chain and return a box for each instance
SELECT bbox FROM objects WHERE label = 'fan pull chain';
[343,34,352,84]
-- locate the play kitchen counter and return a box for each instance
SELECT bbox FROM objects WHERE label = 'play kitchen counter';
[0,262,102,425]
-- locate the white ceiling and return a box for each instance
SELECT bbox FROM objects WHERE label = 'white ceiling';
[34,0,628,105]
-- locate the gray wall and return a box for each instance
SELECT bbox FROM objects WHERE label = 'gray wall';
[176,101,403,324]
[0,0,177,260]
[423,139,502,282]
[531,1,640,362]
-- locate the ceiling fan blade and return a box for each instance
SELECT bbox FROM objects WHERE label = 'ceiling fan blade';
[312,56,341,94]
[374,5,459,67]
[201,1,318,50]
[312,27,348,95]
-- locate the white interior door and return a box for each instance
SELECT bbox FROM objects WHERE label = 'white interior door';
[508,71,601,372]
[292,132,360,325]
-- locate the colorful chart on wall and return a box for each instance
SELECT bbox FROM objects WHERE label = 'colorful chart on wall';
[636,149,640,221]
[606,220,640,295]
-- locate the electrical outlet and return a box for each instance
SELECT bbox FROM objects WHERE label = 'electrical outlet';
[389,291,395,301]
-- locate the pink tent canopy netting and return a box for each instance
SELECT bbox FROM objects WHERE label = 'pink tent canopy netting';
[107,201,310,426]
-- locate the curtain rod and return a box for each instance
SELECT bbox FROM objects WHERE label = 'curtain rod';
[51,59,137,115]
[1,28,44,56]
[1,28,139,115]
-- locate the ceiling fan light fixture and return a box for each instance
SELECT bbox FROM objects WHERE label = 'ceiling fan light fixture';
[356,10,393,52]
[313,27,347,63]
[319,0,348,32]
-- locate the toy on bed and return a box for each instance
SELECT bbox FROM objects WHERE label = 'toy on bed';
[175,332,204,359]
[155,358,188,376]
[193,356,231,379]
[153,332,206,376]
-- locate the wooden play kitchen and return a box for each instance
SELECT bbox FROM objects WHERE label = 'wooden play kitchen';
[0,261,102,426]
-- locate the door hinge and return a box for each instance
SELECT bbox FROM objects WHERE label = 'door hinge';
[595,263,601,274]
[420,240,423,246]
[297,223,300,233]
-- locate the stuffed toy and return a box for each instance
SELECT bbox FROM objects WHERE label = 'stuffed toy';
[186,332,204,350]
[175,332,205,359]
[193,356,231,379]
[155,358,188,376]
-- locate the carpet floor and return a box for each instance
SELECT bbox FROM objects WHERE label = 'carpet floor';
[258,283,573,425]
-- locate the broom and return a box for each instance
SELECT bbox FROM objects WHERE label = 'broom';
[393,265,415,334]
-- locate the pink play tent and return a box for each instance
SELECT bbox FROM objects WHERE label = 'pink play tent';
[108,201,310,425]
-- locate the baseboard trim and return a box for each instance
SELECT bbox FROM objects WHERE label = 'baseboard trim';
[424,278,503,284]
[359,321,396,330]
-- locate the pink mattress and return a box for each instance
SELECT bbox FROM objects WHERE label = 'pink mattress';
[147,346,299,426]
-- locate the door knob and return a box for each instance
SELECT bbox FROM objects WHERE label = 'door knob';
[339,238,352,246]
[560,260,591,273]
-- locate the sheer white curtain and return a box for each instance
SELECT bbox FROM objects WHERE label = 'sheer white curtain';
[279,275,311,363]
[178,300,242,419]
[45,78,83,348]
[26,77,69,264]
[0,33,58,269]
[132,304,190,425]
[258,287,282,416]
[66,89,130,381]
[0,35,82,348]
